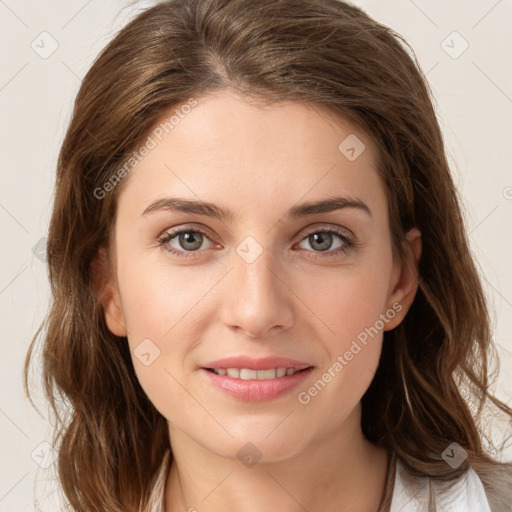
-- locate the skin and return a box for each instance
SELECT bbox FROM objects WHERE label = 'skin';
[94,89,422,511]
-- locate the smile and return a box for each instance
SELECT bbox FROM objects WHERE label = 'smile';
[207,367,306,379]
[201,366,314,401]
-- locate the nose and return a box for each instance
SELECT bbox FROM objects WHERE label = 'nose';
[220,244,294,339]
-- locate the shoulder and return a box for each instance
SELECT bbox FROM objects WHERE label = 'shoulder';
[473,460,512,512]
[390,458,493,512]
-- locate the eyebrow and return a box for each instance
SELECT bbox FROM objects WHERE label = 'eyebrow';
[141,196,372,221]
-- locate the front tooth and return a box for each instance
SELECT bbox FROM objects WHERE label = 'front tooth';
[240,368,258,380]
[258,369,277,379]
[220,367,298,379]
[227,368,240,378]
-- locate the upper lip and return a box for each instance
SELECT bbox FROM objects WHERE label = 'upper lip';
[202,356,313,371]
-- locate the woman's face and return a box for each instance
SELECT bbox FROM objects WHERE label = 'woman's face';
[98,90,421,462]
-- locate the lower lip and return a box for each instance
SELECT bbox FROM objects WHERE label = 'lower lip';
[200,367,314,402]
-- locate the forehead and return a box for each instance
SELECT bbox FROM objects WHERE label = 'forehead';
[116,90,386,221]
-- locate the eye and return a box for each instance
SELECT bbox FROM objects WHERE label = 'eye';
[157,227,213,258]
[296,227,356,257]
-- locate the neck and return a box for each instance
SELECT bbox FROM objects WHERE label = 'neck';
[164,405,390,512]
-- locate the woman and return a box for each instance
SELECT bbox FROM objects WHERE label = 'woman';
[24,0,512,510]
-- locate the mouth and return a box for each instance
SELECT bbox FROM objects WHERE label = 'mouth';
[204,367,312,379]
[200,365,315,402]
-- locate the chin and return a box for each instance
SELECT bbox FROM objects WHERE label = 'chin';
[209,431,308,465]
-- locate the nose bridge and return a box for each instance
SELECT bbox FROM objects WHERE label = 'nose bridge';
[221,235,293,337]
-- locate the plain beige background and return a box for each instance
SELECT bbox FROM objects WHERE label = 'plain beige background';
[1,0,511,510]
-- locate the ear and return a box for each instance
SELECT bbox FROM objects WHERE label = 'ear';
[384,227,422,331]
[90,247,128,337]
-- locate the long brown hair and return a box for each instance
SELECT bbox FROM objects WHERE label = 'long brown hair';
[24,0,512,510]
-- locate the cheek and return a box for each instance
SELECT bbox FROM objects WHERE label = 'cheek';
[115,269,200,420]
[114,254,227,412]
[315,267,392,346]
[116,250,219,342]
[302,278,386,427]
[306,260,392,403]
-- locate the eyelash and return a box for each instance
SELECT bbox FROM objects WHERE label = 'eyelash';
[157,225,357,260]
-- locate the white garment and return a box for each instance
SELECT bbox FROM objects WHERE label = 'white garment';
[390,458,492,511]
[145,450,492,511]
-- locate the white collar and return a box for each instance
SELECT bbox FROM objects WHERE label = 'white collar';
[390,458,491,511]
[145,450,492,511]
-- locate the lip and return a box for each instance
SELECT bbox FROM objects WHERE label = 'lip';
[201,356,312,371]
[199,356,314,402]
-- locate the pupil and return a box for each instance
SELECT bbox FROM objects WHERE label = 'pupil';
[311,233,332,252]
[181,232,202,250]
